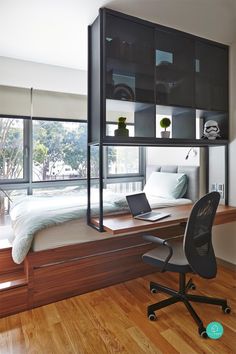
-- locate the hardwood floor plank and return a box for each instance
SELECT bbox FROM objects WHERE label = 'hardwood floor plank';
[127,326,163,354]
[0,264,235,353]
[162,328,200,354]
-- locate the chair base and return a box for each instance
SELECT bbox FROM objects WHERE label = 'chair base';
[148,274,231,338]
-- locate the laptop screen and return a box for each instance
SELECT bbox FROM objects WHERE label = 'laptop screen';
[126,193,152,217]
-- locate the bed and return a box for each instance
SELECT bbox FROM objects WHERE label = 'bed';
[1,165,199,316]
[9,165,199,264]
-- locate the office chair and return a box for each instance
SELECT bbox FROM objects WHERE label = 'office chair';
[142,192,231,338]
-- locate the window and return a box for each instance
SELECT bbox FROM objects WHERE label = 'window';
[33,120,87,181]
[107,146,140,175]
[0,118,25,181]
[0,189,27,215]
[106,124,141,176]
[0,117,144,215]
[156,50,173,66]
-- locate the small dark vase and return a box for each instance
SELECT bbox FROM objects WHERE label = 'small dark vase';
[114,117,129,137]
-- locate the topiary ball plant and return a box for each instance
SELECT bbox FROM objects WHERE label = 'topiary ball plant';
[160,117,171,131]
[160,117,171,138]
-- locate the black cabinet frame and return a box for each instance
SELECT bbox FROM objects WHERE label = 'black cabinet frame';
[87,8,229,231]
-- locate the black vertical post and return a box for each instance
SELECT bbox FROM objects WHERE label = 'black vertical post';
[98,9,106,232]
[225,144,229,205]
[206,146,209,193]
[98,145,104,231]
[87,25,91,225]
[87,145,91,224]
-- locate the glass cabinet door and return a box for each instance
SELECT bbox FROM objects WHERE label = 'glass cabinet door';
[105,14,155,104]
[155,29,195,108]
[105,14,155,138]
[195,40,228,111]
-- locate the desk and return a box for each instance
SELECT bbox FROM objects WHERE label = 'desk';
[93,204,236,235]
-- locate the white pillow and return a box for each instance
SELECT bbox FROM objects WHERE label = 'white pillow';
[143,172,187,199]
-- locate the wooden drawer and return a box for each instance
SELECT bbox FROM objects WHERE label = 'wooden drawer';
[0,286,28,317]
[0,248,24,275]
[32,244,154,307]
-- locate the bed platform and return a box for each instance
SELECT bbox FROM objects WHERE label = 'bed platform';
[1,221,185,317]
[1,204,236,318]
[1,165,235,318]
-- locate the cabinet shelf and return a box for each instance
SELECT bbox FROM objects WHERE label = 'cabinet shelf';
[90,136,228,147]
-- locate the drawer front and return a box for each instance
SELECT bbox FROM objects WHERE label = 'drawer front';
[33,244,154,307]
[0,286,28,317]
[0,249,24,275]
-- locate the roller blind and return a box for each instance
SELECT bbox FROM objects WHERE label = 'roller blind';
[0,85,31,116]
[33,89,87,120]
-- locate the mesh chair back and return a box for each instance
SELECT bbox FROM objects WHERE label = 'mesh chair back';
[183,192,220,279]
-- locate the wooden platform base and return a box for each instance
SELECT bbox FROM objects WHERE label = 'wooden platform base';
[2,226,182,318]
[1,203,236,319]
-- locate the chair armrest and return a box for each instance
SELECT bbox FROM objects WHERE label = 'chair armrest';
[142,235,167,245]
[143,235,173,272]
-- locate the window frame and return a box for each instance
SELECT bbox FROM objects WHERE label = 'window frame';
[0,116,145,201]
[0,114,30,184]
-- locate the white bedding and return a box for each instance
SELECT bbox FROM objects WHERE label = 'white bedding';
[10,190,191,264]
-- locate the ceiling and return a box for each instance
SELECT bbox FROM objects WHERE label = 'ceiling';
[0,0,236,70]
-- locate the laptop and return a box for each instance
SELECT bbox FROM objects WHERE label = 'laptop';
[126,193,170,222]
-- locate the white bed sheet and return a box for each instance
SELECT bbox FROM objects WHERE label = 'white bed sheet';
[31,197,192,252]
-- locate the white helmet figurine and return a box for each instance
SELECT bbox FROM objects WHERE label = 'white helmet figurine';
[203,120,220,140]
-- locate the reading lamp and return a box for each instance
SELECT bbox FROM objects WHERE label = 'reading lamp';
[185,147,197,160]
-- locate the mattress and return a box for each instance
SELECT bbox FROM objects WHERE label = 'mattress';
[32,219,115,252]
[32,197,192,252]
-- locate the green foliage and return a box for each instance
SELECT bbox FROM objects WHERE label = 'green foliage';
[160,117,171,130]
[118,117,127,129]
[33,121,116,180]
[33,143,48,165]
[1,118,117,182]
[0,118,23,179]
[62,124,87,177]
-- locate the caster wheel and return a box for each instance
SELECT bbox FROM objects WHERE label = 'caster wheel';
[190,283,196,290]
[222,306,231,314]
[199,327,208,338]
[150,288,158,294]
[148,313,157,321]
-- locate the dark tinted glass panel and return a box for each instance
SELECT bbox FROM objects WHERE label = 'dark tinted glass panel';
[195,41,228,111]
[155,29,195,107]
[106,14,155,104]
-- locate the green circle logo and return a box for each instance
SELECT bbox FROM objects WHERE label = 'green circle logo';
[206,322,224,339]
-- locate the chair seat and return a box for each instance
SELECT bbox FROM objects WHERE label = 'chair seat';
[142,240,193,273]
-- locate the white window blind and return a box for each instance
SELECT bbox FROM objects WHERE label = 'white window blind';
[33,89,87,120]
[0,86,87,120]
[0,85,31,116]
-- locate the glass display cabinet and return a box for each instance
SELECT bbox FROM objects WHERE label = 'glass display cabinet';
[88,8,229,230]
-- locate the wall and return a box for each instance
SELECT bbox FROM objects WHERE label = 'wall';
[0,56,87,95]
[146,146,205,194]
[212,39,236,265]
[147,146,200,167]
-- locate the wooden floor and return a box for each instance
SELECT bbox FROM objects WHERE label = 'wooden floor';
[0,264,235,354]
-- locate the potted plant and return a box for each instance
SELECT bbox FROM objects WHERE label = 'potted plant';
[160,117,171,138]
[114,117,129,137]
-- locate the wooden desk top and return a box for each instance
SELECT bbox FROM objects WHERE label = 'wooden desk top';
[92,204,236,235]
